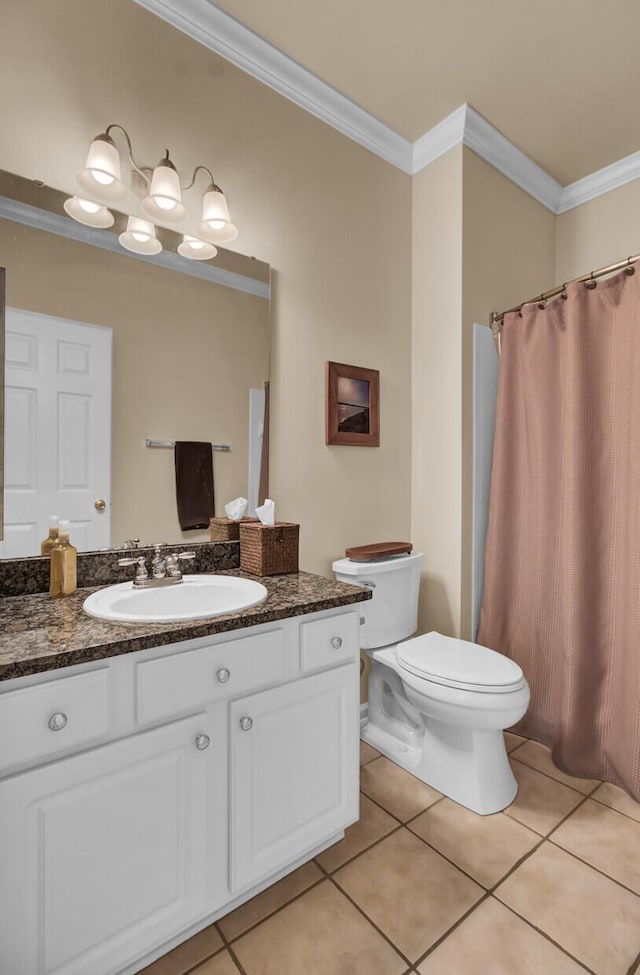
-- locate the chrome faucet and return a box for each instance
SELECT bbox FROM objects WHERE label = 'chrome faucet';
[118,545,196,588]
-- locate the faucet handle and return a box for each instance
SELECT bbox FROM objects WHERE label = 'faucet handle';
[118,555,149,582]
[176,551,196,561]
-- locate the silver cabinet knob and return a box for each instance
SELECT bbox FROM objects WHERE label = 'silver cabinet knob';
[216,668,231,684]
[48,712,68,732]
[330,636,343,650]
[239,716,253,732]
[195,734,210,750]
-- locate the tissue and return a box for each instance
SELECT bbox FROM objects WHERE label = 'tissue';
[256,499,275,526]
[225,497,248,521]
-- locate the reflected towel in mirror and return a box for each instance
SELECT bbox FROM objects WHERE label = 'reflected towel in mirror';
[174,442,215,530]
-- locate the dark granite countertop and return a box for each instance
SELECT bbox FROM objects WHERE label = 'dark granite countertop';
[0,570,371,681]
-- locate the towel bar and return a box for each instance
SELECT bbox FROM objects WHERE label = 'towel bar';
[144,438,231,452]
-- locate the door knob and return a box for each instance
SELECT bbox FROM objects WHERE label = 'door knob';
[94,499,107,512]
[216,668,231,683]
[330,636,343,650]
[239,716,253,732]
[195,734,210,750]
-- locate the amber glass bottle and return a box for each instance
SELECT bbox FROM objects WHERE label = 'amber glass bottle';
[49,521,77,598]
[40,516,59,556]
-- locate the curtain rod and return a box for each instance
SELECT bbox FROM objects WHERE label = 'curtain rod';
[490,253,639,327]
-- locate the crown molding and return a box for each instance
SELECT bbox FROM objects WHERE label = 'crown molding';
[135,1,640,212]
[411,105,466,173]
[558,150,640,213]
[132,0,413,173]
[461,106,563,212]
[0,196,270,298]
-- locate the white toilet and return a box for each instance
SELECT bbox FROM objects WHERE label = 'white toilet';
[333,551,530,815]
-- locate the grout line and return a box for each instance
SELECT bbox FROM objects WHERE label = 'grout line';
[411,891,492,968]
[625,948,640,975]
[495,897,597,974]
[590,790,640,825]
[326,873,414,969]
[510,753,600,797]
[547,836,640,899]
[215,918,250,975]
[218,873,327,945]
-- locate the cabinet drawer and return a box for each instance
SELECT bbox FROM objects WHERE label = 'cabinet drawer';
[136,629,285,725]
[0,669,110,772]
[300,613,359,673]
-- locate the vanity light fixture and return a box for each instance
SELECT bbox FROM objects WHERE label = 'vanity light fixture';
[64,123,238,261]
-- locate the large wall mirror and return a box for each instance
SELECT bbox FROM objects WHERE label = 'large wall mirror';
[0,171,270,558]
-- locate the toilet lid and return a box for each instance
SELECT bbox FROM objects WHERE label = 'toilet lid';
[397,631,523,690]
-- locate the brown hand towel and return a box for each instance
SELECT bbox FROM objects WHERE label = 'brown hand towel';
[174,441,215,531]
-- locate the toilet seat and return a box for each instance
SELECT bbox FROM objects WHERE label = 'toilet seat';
[397,631,524,694]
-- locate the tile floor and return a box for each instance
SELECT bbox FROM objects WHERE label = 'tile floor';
[140,732,640,975]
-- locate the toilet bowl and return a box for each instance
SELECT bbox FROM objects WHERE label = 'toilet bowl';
[333,551,530,815]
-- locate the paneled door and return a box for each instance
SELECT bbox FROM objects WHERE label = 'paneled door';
[1,308,111,556]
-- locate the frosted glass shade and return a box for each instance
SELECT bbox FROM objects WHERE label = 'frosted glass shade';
[177,235,217,261]
[76,135,126,203]
[118,217,162,255]
[64,196,115,229]
[141,162,186,223]
[198,188,238,243]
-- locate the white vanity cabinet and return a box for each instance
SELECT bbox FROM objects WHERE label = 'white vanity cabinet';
[0,714,211,975]
[0,605,360,975]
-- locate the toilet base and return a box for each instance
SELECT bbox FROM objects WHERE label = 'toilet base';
[361,717,518,816]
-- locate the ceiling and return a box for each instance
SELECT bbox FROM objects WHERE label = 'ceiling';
[210,0,640,186]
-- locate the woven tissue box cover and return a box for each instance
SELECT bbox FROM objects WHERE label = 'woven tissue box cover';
[239,521,300,576]
[210,517,257,542]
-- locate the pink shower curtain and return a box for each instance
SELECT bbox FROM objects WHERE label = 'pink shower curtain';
[478,266,640,800]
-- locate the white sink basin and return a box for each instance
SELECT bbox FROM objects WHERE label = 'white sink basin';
[83,574,268,623]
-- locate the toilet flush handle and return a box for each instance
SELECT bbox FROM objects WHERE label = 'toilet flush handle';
[360,580,376,589]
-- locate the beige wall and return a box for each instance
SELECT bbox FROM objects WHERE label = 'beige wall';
[1,0,413,576]
[412,148,463,637]
[1,219,269,548]
[555,180,640,283]
[460,149,556,637]
[410,148,556,641]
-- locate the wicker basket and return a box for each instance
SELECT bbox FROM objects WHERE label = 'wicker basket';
[210,516,258,542]
[239,522,300,576]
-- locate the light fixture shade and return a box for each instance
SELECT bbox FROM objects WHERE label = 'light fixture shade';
[141,160,186,223]
[177,235,218,261]
[118,216,162,255]
[198,187,238,243]
[76,135,126,203]
[64,196,115,228]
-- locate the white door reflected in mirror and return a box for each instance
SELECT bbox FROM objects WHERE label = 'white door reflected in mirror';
[1,309,112,557]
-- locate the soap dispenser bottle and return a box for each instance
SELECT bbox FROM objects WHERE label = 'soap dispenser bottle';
[40,515,59,556]
[49,521,78,598]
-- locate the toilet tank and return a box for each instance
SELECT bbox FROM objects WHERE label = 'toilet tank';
[332,552,424,649]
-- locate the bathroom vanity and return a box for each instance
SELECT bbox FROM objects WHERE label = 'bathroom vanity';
[0,567,369,975]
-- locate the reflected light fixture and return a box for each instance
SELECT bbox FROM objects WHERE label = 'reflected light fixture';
[119,216,162,256]
[177,235,217,261]
[63,196,115,228]
[64,123,238,262]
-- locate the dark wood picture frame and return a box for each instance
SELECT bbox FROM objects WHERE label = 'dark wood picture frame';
[325,360,380,447]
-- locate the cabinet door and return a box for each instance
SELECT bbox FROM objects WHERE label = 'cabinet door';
[0,714,211,975]
[229,663,359,892]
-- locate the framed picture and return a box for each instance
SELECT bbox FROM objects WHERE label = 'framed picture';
[325,361,380,446]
